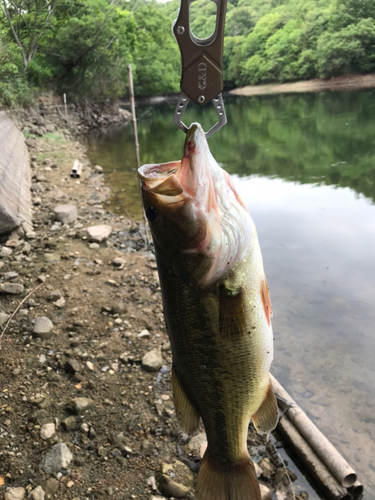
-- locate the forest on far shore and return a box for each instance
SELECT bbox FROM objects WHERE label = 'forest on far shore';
[1,0,375,107]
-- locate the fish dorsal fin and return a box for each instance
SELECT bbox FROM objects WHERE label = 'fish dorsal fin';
[172,365,200,434]
[261,277,273,325]
[219,285,248,338]
[251,378,279,434]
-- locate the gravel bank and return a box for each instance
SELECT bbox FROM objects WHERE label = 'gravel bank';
[0,127,305,500]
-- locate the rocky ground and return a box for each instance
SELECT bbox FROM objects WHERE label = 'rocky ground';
[0,128,304,500]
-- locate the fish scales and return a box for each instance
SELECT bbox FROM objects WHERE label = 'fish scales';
[159,247,268,455]
[138,123,278,500]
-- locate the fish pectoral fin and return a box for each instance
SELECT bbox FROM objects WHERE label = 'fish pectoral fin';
[251,379,279,434]
[172,365,200,434]
[261,277,273,326]
[197,450,261,500]
[219,285,247,338]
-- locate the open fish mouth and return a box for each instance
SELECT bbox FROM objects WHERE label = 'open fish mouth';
[138,123,253,286]
[138,123,217,211]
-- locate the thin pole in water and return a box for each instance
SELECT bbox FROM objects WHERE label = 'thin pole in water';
[127,64,149,247]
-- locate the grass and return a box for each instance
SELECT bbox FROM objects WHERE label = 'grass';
[22,131,38,139]
[43,132,66,143]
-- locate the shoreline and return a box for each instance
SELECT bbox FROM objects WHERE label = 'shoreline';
[0,125,301,500]
[229,73,375,97]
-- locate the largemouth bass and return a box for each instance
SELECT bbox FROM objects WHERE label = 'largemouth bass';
[138,123,278,500]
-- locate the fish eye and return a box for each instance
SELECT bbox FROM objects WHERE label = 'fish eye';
[146,205,158,221]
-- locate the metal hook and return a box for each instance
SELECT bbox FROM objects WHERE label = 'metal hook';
[173,91,227,139]
[172,0,228,137]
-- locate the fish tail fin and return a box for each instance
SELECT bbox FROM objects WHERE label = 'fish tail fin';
[196,449,261,500]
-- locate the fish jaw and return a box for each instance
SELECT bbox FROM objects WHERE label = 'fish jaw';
[138,123,253,288]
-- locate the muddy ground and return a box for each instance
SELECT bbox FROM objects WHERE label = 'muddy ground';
[0,127,304,500]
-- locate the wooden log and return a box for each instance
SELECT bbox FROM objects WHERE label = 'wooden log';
[278,415,352,500]
[271,374,357,488]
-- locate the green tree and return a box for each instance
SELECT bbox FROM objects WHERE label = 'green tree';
[132,4,180,95]
[317,18,375,77]
[37,0,137,99]
[225,6,255,36]
[0,0,57,71]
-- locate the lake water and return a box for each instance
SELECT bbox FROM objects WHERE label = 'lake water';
[86,91,375,499]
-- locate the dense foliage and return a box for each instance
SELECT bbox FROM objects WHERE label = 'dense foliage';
[1,0,375,106]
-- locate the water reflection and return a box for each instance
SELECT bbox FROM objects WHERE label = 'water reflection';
[86,92,375,498]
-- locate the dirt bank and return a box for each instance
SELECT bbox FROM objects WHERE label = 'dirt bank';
[229,73,375,97]
[0,127,303,500]
[10,100,131,136]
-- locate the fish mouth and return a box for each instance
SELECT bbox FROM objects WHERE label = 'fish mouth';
[138,123,217,211]
[138,124,252,286]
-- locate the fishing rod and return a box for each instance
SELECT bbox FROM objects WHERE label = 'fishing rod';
[172,0,228,139]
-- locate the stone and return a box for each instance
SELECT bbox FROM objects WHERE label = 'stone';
[3,271,18,280]
[259,457,275,478]
[156,472,190,498]
[138,329,150,338]
[25,137,37,148]
[0,312,10,327]
[81,422,89,433]
[40,423,56,440]
[0,283,24,294]
[161,461,194,490]
[142,349,163,372]
[67,397,94,414]
[62,416,77,431]
[45,187,68,201]
[97,445,107,457]
[32,317,54,339]
[5,487,26,500]
[41,443,73,473]
[53,204,77,224]
[254,462,263,478]
[94,165,103,174]
[31,183,44,193]
[64,359,82,374]
[0,246,13,257]
[274,467,287,484]
[112,257,125,267]
[40,478,59,499]
[86,224,112,242]
[48,289,63,301]
[54,297,66,308]
[27,486,45,500]
[260,483,272,500]
[111,303,127,314]
[5,238,22,248]
[187,432,208,456]
[86,361,95,371]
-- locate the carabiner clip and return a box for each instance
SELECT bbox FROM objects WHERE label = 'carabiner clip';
[172,0,228,138]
